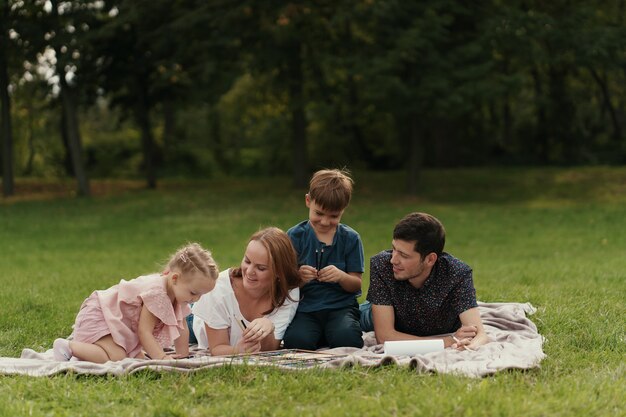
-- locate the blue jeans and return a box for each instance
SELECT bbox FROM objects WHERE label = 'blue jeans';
[186,313,198,345]
[359,301,374,332]
[283,302,363,349]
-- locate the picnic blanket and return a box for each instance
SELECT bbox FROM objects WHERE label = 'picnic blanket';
[0,301,545,378]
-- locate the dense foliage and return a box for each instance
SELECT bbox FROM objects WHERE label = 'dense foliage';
[1,0,625,194]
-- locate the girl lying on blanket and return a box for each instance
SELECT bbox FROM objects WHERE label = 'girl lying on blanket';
[53,243,219,363]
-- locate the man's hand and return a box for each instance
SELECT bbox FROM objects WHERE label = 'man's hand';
[453,325,477,341]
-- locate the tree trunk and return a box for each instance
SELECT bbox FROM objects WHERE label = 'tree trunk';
[25,95,35,175]
[406,114,422,195]
[589,67,622,142]
[548,65,577,163]
[59,74,90,197]
[343,21,369,168]
[531,68,549,163]
[286,41,308,188]
[209,105,228,172]
[60,110,75,176]
[49,0,89,196]
[135,79,157,189]
[162,100,175,150]
[346,73,369,166]
[501,59,512,150]
[0,3,14,197]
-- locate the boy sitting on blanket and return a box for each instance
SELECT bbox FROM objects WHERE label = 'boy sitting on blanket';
[360,212,490,351]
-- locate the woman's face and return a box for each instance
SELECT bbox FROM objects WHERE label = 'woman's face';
[241,240,274,293]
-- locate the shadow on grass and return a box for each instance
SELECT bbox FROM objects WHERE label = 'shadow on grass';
[358,166,626,205]
[2,166,625,206]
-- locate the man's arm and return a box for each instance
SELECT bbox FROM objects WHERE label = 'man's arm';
[368,252,458,345]
[372,304,415,343]
[372,304,456,347]
[456,307,489,349]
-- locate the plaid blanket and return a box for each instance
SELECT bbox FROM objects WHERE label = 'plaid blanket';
[0,302,545,378]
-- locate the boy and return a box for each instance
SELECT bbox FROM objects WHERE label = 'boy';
[283,169,364,349]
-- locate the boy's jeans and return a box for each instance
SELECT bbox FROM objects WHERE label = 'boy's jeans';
[359,300,374,332]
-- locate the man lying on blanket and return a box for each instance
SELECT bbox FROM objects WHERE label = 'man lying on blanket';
[360,212,490,351]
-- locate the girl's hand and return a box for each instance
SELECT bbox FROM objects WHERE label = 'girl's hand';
[155,353,175,360]
[243,317,275,343]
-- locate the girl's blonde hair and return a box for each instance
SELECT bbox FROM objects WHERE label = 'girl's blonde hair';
[166,242,219,282]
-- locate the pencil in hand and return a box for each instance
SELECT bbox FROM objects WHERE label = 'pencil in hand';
[235,317,247,332]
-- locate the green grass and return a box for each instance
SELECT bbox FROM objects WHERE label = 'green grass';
[1,166,625,417]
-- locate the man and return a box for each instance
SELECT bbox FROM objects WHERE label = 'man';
[361,212,489,350]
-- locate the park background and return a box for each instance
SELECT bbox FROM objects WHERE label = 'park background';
[1,1,625,196]
[1,1,625,417]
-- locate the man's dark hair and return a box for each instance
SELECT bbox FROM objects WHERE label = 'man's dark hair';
[393,212,446,258]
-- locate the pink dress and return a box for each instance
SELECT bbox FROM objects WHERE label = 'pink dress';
[72,274,191,358]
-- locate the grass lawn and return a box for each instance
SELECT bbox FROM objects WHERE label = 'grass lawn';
[0,167,624,417]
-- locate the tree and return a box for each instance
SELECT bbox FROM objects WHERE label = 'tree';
[89,0,235,188]
[43,0,95,196]
[234,2,333,187]
[364,1,494,193]
[0,0,16,197]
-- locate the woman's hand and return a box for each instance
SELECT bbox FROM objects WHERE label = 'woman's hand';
[235,337,261,354]
[243,317,275,343]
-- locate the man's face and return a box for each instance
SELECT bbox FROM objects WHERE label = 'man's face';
[390,239,428,281]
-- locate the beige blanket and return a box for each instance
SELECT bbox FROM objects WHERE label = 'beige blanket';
[0,302,545,378]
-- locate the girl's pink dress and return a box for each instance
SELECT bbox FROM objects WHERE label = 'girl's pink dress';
[72,274,191,358]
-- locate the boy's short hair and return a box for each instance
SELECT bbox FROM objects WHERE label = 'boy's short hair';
[393,212,446,258]
[308,168,354,212]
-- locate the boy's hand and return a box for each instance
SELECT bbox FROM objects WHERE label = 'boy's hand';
[316,265,343,283]
[299,265,318,283]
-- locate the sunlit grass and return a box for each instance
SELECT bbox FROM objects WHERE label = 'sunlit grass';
[0,166,625,417]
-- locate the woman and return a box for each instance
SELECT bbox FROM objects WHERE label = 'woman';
[191,227,302,355]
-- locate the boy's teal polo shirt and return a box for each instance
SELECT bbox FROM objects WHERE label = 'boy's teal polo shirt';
[287,220,364,312]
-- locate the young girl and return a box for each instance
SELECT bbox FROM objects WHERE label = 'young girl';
[53,243,219,363]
